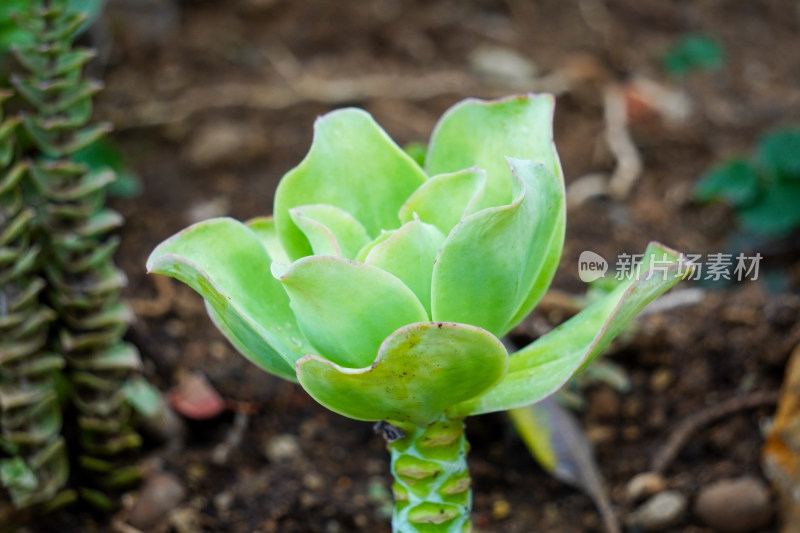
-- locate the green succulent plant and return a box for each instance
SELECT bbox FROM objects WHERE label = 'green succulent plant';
[8,0,143,509]
[148,94,688,532]
[0,90,70,510]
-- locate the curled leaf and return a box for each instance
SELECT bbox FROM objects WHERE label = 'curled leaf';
[297,322,507,425]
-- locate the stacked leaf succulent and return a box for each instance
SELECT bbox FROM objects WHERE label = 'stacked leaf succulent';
[0,90,70,509]
[10,0,142,507]
[149,94,688,532]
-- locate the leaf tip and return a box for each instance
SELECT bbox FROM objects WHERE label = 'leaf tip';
[270,261,290,280]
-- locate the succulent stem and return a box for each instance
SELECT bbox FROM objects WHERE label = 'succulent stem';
[387,417,472,533]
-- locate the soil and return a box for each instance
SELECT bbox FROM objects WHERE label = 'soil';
[22,0,800,532]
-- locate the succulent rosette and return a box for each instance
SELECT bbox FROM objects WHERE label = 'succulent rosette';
[149,94,688,532]
[147,94,686,425]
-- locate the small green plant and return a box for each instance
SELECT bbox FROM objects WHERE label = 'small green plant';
[148,94,687,532]
[695,127,800,237]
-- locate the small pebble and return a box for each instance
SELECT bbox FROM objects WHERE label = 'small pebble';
[623,396,644,418]
[627,490,687,531]
[589,386,620,419]
[468,45,537,84]
[626,472,667,503]
[129,473,187,530]
[139,404,186,445]
[213,490,234,515]
[650,368,674,394]
[186,196,230,224]
[694,476,772,533]
[170,506,201,533]
[586,424,615,444]
[491,498,511,520]
[264,434,301,462]
[303,472,324,490]
[622,425,641,441]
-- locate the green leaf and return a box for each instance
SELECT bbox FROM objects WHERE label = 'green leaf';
[354,230,394,262]
[297,322,507,424]
[694,159,759,207]
[431,158,564,337]
[246,216,290,264]
[146,218,313,381]
[0,437,69,508]
[510,397,619,533]
[71,138,143,198]
[757,128,800,181]
[398,167,486,236]
[290,207,340,256]
[290,204,370,259]
[449,242,688,417]
[403,141,427,167]
[0,0,31,52]
[739,181,800,236]
[274,108,427,260]
[364,219,445,317]
[67,0,106,25]
[0,457,38,492]
[425,94,562,209]
[506,160,566,329]
[203,301,298,383]
[662,34,725,78]
[510,397,600,488]
[273,256,428,368]
[122,377,162,418]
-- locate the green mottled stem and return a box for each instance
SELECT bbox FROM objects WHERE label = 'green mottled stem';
[388,417,472,533]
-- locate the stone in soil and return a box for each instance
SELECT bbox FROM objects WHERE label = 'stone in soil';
[694,476,772,533]
[264,433,302,462]
[626,490,687,531]
[625,471,667,503]
[129,472,187,530]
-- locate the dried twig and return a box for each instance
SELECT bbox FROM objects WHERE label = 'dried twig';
[566,173,609,208]
[130,275,175,317]
[101,71,569,130]
[111,519,146,533]
[651,390,779,474]
[212,411,250,465]
[605,85,643,199]
[640,288,704,317]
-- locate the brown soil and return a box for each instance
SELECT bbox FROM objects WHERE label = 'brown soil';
[26,1,800,531]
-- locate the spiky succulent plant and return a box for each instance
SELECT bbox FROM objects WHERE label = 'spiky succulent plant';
[0,89,70,510]
[11,0,142,508]
[149,94,687,532]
